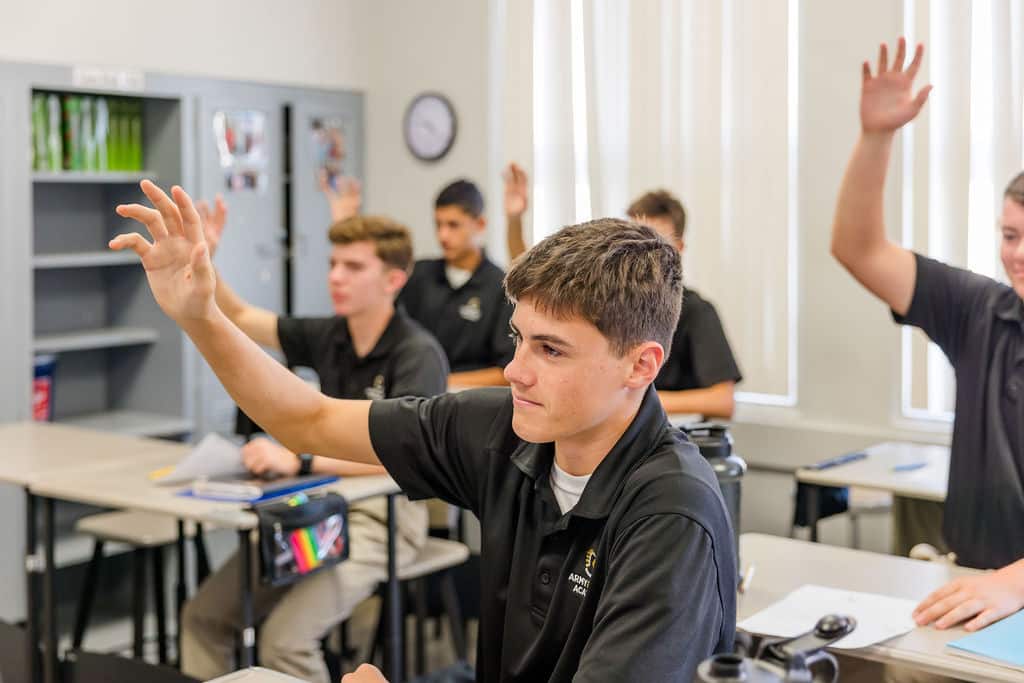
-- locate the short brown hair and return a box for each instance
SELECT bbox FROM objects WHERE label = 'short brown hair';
[627,190,687,240]
[328,215,414,273]
[504,218,683,355]
[1006,172,1024,207]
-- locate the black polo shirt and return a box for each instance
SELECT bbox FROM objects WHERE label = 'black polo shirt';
[397,257,515,373]
[655,288,743,392]
[276,306,449,401]
[368,386,737,682]
[893,253,1024,569]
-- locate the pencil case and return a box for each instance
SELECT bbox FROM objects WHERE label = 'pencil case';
[255,492,349,586]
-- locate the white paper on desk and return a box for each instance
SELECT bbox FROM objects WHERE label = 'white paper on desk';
[156,433,247,485]
[738,584,918,649]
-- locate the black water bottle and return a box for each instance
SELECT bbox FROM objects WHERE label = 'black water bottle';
[682,423,746,566]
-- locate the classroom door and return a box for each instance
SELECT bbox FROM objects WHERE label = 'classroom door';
[288,92,365,316]
[195,87,286,437]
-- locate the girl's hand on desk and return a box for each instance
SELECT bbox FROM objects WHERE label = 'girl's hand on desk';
[913,566,1024,631]
[241,438,300,477]
[342,663,389,682]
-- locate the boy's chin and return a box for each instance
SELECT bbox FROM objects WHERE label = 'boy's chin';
[511,414,553,445]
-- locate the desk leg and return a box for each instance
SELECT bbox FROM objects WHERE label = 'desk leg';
[806,485,820,543]
[238,529,255,668]
[383,493,403,682]
[42,497,57,683]
[176,520,186,666]
[25,490,41,683]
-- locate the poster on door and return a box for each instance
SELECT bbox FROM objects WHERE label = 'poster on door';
[213,110,268,192]
[310,115,351,192]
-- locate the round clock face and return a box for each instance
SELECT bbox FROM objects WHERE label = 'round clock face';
[404,93,457,162]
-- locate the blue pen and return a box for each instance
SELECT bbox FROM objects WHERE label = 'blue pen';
[807,451,867,471]
[892,462,928,472]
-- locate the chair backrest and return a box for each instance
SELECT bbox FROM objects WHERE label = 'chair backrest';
[0,621,30,683]
[63,650,200,683]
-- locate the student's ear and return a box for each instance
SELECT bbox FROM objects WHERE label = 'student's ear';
[475,215,488,233]
[624,342,665,389]
[677,237,686,254]
[385,267,409,295]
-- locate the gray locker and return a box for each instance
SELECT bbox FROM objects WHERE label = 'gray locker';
[288,90,365,317]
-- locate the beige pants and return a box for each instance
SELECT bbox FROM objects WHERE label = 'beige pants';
[181,500,425,683]
[891,497,949,558]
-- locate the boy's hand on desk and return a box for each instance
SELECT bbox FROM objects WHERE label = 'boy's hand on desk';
[913,567,1024,631]
[241,438,300,477]
[341,663,389,682]
[111,180,217,324]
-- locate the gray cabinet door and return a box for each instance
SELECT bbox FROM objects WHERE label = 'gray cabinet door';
[289,92,364,317]
[195,86,286,436]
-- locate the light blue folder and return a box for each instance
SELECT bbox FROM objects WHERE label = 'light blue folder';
[946,609,1024,670]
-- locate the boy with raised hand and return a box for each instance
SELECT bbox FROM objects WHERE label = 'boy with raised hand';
[503,165,742,419]
[111,181,736,682]
[398,179,515,387]
[832,38,1024,633]
[174,200,448,683]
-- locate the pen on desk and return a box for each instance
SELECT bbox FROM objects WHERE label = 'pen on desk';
[892,462,928,472]
[806,451,867,471]
[738,564,756,594]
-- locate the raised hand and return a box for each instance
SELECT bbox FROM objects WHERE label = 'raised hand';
[504,162,529,218]
[196,193,228,258]
[110,180,217,325]
[319,170,362,222]
[861,38,932,135]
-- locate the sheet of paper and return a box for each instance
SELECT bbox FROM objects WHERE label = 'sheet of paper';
[155,433,247,485]
[738,584,918,649]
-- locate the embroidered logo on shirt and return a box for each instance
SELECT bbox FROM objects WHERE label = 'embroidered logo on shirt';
[584,548,597,578]
[364,374,386,400]
[567,548,597,598]
[458,296,482,322]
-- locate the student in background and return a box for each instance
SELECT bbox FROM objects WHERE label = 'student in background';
[627,191,742,419]
[832,38,1024,633]
[399,179,515,386]
[504,166,741,418]
[111,183,737,682]
[179,204,447,683]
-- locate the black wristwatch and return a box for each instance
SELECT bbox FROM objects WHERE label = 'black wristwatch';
[296,453,314,476]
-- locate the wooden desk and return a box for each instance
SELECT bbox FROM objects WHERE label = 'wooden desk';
[0,421,182,683]
[794,441,949,541]
[739,533,1016,683]
[2,421,405,683]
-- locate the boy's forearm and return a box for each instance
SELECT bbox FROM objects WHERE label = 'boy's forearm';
[449,366,509,388]
[313,456,387,477]
[507,213,527,261]
[657,382,735,419]
[182,310,379,465]
[213,268,247,321]
[831,132,896,263]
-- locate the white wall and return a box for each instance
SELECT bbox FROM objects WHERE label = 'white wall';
[0,0,369,90]
[356,0,492,262]
[0,0,495,260]
[731,0,954,452]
